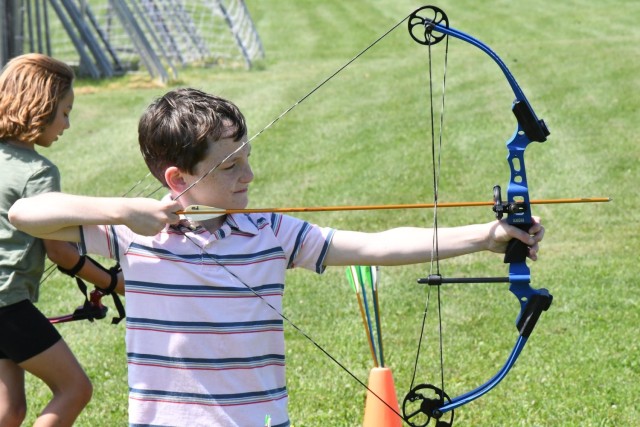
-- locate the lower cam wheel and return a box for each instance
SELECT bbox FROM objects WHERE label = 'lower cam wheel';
[402,384,454,427]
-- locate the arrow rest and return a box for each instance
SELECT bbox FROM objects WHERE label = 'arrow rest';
[492,185,527,220]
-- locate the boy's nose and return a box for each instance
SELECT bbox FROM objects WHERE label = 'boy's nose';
[242,166,254,183]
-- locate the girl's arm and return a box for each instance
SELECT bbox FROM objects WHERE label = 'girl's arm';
[44,240,125,295]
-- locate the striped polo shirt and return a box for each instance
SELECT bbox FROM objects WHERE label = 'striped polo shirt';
[80,213,334,427]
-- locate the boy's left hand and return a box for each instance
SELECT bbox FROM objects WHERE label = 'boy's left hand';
[486,216,544,260]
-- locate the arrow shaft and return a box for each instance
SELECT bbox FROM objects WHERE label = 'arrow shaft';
[176,197,610,216]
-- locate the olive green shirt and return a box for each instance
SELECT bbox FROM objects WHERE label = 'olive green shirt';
[0,141,60,306]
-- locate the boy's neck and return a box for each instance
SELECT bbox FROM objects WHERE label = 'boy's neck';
[194,215,227,233]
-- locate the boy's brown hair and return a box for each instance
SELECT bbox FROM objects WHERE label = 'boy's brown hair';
[138,88,247,187]
[0,53,74,143]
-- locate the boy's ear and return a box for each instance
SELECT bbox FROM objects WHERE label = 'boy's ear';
[165,166,188,192]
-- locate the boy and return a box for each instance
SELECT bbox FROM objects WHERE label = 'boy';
[9,88,544,426]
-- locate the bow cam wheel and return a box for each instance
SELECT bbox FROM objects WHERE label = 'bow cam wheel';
[402,383,454,427]
[408,6,449,46]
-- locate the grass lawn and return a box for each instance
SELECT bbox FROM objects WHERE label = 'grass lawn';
[23,0,638,426]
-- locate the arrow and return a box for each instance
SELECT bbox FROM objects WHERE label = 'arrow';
[177,197,611,221]
[346,266,379,367]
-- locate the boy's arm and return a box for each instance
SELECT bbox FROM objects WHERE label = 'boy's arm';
[324,218,543,267]
[9,192,181,241]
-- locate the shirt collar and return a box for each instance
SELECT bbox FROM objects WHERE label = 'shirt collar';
[169,213,260,238]
[225,213,260,236]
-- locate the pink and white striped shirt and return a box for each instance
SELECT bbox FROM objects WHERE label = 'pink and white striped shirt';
[80,213,334,427]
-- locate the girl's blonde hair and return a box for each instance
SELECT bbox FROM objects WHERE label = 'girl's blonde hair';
[0,53,74,143]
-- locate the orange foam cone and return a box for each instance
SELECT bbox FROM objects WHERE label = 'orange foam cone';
[362,367,402,427]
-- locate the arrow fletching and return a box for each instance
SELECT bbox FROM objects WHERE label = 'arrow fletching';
[178,205,226,221]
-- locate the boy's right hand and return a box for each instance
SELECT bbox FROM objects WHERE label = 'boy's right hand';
[9,193,183,242]
[123,198,181,236]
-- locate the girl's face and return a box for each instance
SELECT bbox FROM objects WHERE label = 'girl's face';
[36,88,74,148]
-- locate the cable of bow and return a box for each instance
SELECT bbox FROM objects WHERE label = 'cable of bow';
[162,14,411,203]
[131,9,423,424]
[400,6,553,427]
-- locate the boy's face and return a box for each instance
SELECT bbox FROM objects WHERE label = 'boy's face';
[181,136,253,210]
[36,88,74,148]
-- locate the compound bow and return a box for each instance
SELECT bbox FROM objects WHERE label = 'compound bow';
[400,6,553,426]
[127,5,556,425]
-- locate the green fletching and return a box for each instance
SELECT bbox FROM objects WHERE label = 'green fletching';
[363,266,374,292]
[345,266,359,293]
[355,265,365,291]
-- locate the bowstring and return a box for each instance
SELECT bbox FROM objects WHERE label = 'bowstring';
[121,10,417,423]
[137,13,412,203]
[39,172,156,287]
[436,32,450,402]
[180,233,406,420]
[407,29,450,397]
[121,171,153,197]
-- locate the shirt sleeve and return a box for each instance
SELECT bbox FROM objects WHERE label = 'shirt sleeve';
[270,213,335,273]
[79,224,135,263]
[23,164,61,197]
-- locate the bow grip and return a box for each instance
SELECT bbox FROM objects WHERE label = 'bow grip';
[504,223,530,263]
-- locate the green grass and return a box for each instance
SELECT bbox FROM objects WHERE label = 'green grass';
[24,0,639,426]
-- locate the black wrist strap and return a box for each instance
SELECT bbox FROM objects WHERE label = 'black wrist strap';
[103,263,125,325]
[57,255,87,277]
[59,255,126,325]
[104,263,120,295]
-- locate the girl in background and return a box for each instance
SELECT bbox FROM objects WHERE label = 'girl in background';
[0,54,121,427]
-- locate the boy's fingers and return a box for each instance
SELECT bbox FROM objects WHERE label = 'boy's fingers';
[508,226,535,246]
[528,216,544,233]
[161,200,182,224]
